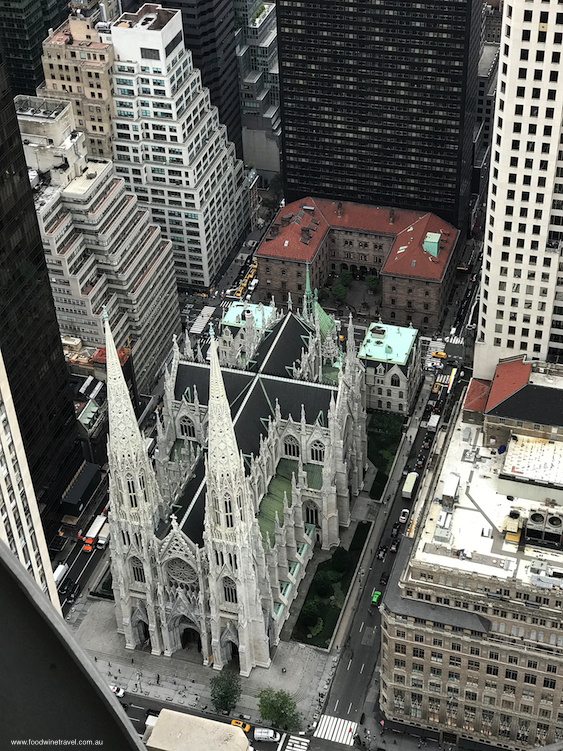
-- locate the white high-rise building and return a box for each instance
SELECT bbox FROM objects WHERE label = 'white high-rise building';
[103,4,250,292]
[474,0,563,379]
[0,349,61,614]
[15,95,181,393]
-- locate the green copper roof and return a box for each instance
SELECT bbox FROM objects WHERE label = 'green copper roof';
[358,321,417,365]
[258,458,323,547]
[315,302,335,341]
[221,301,277,329]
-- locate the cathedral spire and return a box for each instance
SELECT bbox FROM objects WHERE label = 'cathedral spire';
[303,261,314,321]
[346,312,356,361]
[104,308,142,454]
[206,326,246,521]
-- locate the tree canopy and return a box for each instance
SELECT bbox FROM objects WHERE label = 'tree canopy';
[210,671,241,713]
[258,687,301,731]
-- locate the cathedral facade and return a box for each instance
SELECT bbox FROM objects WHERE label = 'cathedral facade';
[105,295,367,676]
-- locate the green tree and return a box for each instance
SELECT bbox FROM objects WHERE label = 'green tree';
[365,274,379,292]
[210,671,241,713]
[300,598,321,628]
[332,283,347,303]
[258,688,301,731]
[340,270,353,287]
[331,546,350,573]
[312,570,334,598]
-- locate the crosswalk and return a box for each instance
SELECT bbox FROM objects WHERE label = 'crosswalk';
[435,372,450,384]
[199,335,210,347]
[286,735,310,751]
[313,715,358,746]
[220,299,231,309]
[445,334,464,345]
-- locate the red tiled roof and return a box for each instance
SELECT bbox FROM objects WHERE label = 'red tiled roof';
[256,197,459,281]
[93,347,129,365]
[485,357,532,413]
[464,378,491,413]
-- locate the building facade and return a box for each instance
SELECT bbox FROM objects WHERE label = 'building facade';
[38,9,115,159]
[101,4,249,292]
[0,48,80,523]
[358,322,422,415]
[0,0,68,95]
[123,0,243,158]
[474,0,563,379]
[106,302,367,675]
[277,0,481,231]
[16,95,181,394]
[255,197,460,334]
[380,360,563,749]
[0,348,61,613]
[235,0,280,180]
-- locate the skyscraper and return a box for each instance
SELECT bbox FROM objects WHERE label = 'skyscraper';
[0,0,69,95]
[105,3,249,291]
[123,0,243,158]
[474,0,563,379]
[277,0,481,231]
[0,46,80,520]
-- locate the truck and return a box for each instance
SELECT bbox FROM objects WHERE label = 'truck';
[443,472,460,506]
[82,514,107,552]
[427,413,440,431]
[402,472,419,500]
[96,520,110,550]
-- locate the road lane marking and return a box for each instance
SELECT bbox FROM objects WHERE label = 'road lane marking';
[360,663,365,674]
[347,702,353,714]
[359,621,364,633]
[347,659,352,671]
[334,700,339,712]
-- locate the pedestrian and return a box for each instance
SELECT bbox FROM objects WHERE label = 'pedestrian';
[94,656,97,662]
[118,668,121,674]
[108,662,111,668]
[131,658,134,665]
[156,673,160,684]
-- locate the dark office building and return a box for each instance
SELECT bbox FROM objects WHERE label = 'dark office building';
[123,0,243,157]
[0,0,69,95]
[0,47,80,522]
[277,0,481,232]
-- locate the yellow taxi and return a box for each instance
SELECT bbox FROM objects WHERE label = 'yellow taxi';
[432,351,447,359]
[231,720,250,732]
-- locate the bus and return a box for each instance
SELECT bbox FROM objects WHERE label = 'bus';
[82,515,107,553]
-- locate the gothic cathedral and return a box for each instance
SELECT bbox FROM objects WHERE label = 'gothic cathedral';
[105,293,367,676]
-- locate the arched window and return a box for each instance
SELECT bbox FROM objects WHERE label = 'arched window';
[387,401,391,410]
[391,374,400,387]
[305,502,319,526]
[121,530,130,546]
[223,576,238,604]
[139,473,147,503]
[310,440,325,463]
[212,493,220,525]
[377,387,382,395]
[423,316,429,324]
[134,532,141,547]
[180,416,195,438]
[224,494,233,527]
[237,493,243,522]
[378,400,382,409]
[131,557,145,583]
[399,403,404,411]
[127,475,137,508]
[399,391,404,398]
[387,389,392,397]
[390,311,396,319]
[284,435,300,458]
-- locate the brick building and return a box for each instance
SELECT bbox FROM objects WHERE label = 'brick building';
[255,197,460,333]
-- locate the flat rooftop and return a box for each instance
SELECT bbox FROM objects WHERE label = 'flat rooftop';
[502,434,563,486]
[146,709,248,751]
[221,300,277,330]
[478,41,499,78]
[412,410,563,588]
[358,321,417,365]
[116,4,177,31]
[14,96,67,121]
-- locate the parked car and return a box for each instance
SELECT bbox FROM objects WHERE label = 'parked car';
[390,539,400,553]
[421,437,431,450]
[231,720,250,733]
[415,457,424,469]
[376,545,388,561]
[110,686,125,698]
[399,509,410,524]
[380,571,390,586]
[431,382,441,394]
[68,581,81,602]
[432,351,447,359]
[391,522,401,538]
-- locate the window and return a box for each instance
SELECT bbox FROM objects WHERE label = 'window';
[131,557,145,583]
[180,416,195,438]
[413,647,425,658]
[141,47,160,60]
[310,440,325,463]
[284,435,299,458]
[223,576,237,603]
[127,475,137,508]
[506,669,518,680]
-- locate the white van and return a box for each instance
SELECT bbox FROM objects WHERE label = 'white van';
[253,728,280,742]
[53,563,69,587]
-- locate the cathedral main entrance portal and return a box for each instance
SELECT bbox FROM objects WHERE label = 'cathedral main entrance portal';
[180,624,202,652]
[136,620,151,651]
[224,641,240,672]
